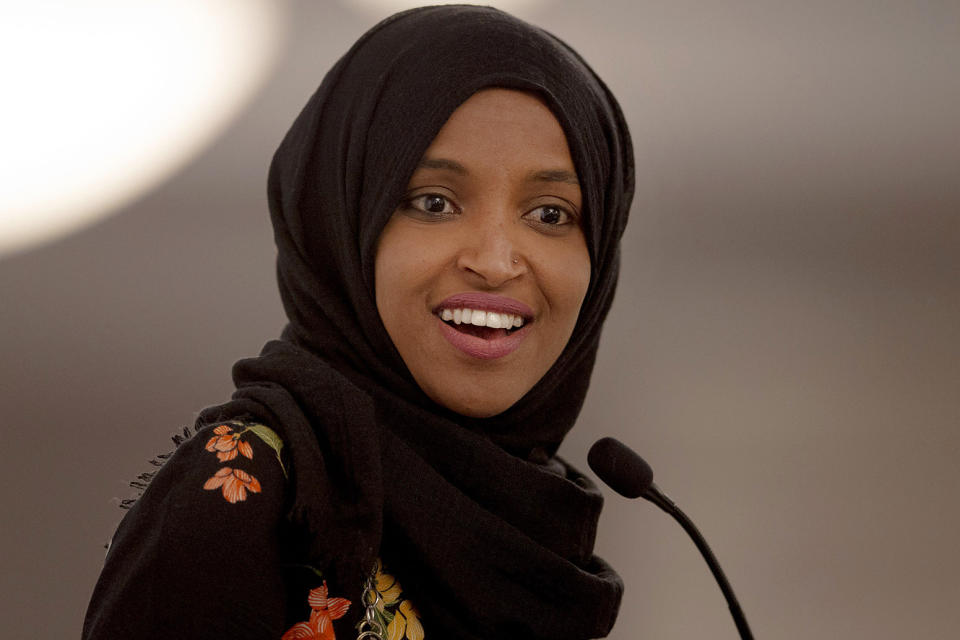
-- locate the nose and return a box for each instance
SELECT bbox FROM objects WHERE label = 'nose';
[455,216,526,288]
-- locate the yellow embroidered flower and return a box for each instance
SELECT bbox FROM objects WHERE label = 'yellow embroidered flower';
[373,559,424,640]
[375,560,402,607]
[387,600,423,640]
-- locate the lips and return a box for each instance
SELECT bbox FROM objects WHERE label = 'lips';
[434,293,534,360]
[434,292,534,319]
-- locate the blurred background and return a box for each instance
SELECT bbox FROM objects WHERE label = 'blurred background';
[1,0,957,637]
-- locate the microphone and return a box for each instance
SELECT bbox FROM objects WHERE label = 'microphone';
[588,437,755,640]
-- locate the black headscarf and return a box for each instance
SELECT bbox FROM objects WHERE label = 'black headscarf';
[200,5,634,639]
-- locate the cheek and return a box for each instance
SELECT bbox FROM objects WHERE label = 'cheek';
[545,238,592,327]
[373,218,436,340]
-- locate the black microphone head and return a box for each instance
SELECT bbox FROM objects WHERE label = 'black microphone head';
[588,437,654,499]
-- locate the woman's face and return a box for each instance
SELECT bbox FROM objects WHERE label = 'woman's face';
[375,89,591,418]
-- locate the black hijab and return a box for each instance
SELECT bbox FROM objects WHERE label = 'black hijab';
[200,6,634,639]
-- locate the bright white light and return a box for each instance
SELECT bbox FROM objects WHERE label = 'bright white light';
[0,0,287,257]
[344,0,551,20]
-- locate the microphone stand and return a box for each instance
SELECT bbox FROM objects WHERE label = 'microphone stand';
[645,483,754,640]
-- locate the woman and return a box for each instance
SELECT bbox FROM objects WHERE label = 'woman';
[83,5,634,639]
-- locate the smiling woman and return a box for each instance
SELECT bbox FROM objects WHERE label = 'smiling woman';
[83,5,634,640]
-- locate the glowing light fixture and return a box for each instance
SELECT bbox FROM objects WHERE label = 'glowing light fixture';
[0,0,287,257]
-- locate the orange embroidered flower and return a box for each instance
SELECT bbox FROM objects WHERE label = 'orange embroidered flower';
[205,424,254,462]
[282,581,351,640]
[202,466,261,503]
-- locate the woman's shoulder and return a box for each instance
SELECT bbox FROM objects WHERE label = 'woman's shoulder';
[83,420,294,638]
[106,419,293,569]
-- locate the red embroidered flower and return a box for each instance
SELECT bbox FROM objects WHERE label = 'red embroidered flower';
[205,424,254,462]
[282,581,351,640]
[202,466,261,503]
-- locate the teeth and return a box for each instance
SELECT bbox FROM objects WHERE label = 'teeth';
[439,307,526,330]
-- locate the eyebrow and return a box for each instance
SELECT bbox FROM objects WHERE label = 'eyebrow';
[416,157,579,186]
[416,157,468,174]
[528,169,579,185]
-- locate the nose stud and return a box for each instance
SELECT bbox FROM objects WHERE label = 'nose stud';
[512,257,519,265]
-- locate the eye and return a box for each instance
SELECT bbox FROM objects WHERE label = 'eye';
[403,193,457,216]
[523,204,576,228]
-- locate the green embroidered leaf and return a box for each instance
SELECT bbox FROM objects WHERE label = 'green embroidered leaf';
[246,424,288,478]
[284,563,324,579]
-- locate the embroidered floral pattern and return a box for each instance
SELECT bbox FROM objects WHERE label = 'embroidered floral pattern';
[200,422,285,503]
[205,424,254,461]
[369,559,424,640]
[282,581,351,640]
[202,466,261,503]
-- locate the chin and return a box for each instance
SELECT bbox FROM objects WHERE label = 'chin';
[421,380,523,419]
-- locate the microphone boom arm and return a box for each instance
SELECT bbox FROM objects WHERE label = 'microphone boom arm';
[646,483,755,640]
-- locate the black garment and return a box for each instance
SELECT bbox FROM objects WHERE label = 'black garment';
[84,5,634,639]
[82,422,292,637]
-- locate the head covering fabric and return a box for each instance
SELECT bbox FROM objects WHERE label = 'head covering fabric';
[200,5,634,639]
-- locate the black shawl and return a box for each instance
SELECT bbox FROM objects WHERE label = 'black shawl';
[200,6,634,639]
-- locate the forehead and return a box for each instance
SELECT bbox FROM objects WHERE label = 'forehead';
[420,88,576,172]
